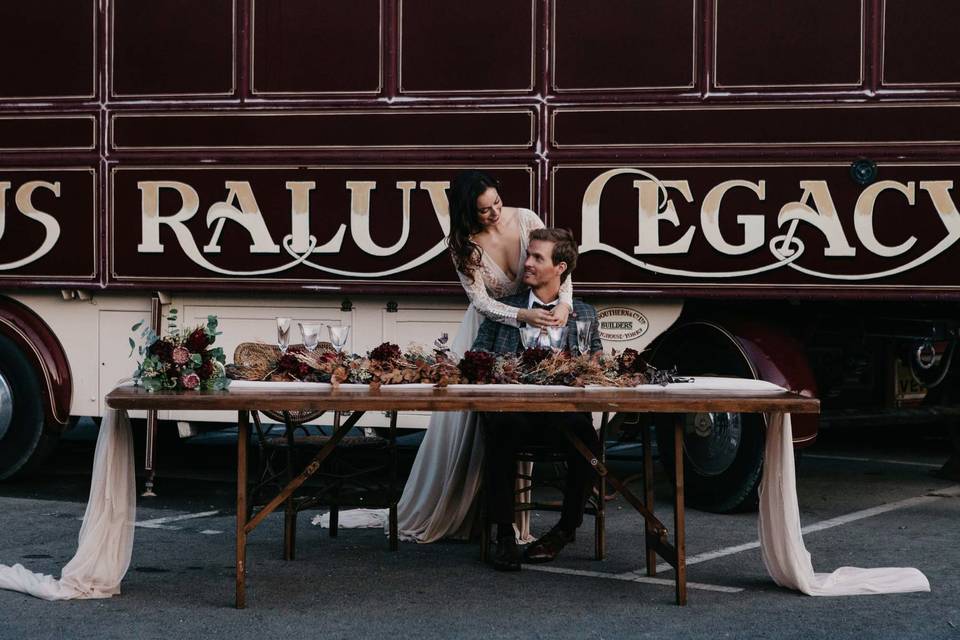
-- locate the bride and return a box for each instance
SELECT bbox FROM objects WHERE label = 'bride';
[337,170,572,542]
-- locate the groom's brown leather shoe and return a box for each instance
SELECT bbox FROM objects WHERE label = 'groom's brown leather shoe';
[493,536,522,572]
[524,526,575,564]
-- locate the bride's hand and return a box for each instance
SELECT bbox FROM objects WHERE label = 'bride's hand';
[549,303,571,327]
[517,308,555,328]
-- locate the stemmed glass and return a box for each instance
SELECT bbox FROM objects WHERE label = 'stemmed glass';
[276,317,291,354]
[519,325,541,350]
[545,326,568,354]
[575,319,593,356]
[536,327,551,349]
[328,324,351,353]
[299,322,321,351]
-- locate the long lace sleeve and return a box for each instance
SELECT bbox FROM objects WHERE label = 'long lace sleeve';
[559,274,573,310]
[457,268,521,327]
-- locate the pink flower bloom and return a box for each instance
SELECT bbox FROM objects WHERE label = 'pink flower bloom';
[181,372,200,389]
[172,346,191,365]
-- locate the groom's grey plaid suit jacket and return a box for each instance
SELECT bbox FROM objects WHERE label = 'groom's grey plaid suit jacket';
[471,290,603,354]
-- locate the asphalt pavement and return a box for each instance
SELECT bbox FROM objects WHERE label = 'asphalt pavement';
[1,421,958,640]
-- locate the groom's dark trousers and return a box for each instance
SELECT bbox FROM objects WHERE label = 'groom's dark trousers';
[483,410,600,532]
[472,291,605,533]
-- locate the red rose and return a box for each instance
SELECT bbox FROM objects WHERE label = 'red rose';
[186,327,210,353]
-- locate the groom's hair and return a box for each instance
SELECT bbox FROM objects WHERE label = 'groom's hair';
[529,227,578,282]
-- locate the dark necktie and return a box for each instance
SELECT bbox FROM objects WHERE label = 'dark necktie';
[531,302,556,311]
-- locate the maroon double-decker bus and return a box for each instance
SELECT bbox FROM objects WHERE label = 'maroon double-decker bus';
[1,0,958,511]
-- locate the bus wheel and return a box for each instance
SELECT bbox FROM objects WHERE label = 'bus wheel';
[648,322,764,513]
[654,410,765,513]
[0,334,58,480]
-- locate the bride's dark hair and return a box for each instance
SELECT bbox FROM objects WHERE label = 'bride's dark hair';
[447,170,501,281]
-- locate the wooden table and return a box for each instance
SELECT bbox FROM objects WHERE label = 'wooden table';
[105,384,820,608]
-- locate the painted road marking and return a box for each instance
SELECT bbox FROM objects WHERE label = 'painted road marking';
[135,510,220,530]
[620,484,960,576]
[805,454,943,469]
[526,565,743,594]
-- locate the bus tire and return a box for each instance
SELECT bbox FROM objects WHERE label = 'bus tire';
[0,334,58,480]
[648,321,765,513]
[653,411,764,513]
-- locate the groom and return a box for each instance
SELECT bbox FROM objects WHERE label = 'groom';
[472,227,603,571]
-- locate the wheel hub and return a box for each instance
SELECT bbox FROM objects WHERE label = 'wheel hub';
[683,411,743,477]
[0,370,12,441]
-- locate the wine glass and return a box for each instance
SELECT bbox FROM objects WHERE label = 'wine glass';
[576,319,593,356]
[519,325,541,350]
[328,324,351,353]
[545,326,568,354]
[537,327,551,349]
[276,317,291,354]
[299,322,321,351]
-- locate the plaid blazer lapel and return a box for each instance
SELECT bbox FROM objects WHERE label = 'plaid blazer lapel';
[490,292,528,355]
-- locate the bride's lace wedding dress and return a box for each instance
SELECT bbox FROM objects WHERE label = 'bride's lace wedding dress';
[332,208,572,543]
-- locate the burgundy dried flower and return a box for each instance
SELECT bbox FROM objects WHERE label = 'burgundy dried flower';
[520,347,552,368]
[148,338,174,361]
[369,342,402,363]
[181,372,200,389]
[319,351,340,364]
[277,353,300,371]
[277,353,311,379]
[617,348,645,375]
[459,350,496,384]
[186,327,210,353]
[198,359,215,380]
[172,346,191,365]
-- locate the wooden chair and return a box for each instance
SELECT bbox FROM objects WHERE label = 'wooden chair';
[235,341,399,559]
[250,408,399,559]
[479,412,611,562]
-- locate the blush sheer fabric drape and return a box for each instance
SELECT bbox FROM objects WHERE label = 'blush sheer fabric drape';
[760,409,930,595]
[0,407,135,600]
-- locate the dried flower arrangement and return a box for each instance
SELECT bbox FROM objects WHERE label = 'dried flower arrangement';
[227,338,675,389]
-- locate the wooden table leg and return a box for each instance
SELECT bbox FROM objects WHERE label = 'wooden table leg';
[642,419,656,577]
[388,410,399,552]
[236,410,249,609]
[673,414,687,606]
[282,411,297,560]
[143,409,158,497]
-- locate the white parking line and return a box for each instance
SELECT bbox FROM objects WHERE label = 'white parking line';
[805,454,944,469]
[135,510,220,530]
[526,565,743,594]
[620,484,960,576]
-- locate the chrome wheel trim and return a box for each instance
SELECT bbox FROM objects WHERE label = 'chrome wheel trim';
[0,370,13,441]
[682,411,743,477]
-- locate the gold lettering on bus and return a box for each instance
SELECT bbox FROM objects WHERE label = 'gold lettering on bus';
[0,181,62,271]
[581,170,960,281]
[135,179,451,277]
